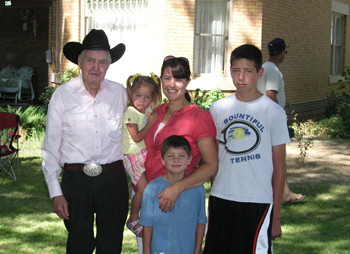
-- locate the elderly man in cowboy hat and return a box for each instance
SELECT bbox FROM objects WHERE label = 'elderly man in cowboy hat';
[41,29,128,253]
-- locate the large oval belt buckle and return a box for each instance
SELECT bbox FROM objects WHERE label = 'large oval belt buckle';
[83,163,102,177]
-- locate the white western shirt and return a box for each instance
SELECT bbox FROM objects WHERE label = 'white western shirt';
[41,75,127,198]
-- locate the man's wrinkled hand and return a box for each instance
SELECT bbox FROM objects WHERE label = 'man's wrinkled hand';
[53,195,69,220]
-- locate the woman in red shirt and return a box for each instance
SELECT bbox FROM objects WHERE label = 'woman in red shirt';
[144,56,218,212]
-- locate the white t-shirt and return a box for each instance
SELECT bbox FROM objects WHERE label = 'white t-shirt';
[209,94,290,204]
[257,61,285,108]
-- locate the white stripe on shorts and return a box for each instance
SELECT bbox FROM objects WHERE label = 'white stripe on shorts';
[256,204,273,254]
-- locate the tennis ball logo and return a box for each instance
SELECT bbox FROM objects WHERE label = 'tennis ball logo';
[232,128,245,140]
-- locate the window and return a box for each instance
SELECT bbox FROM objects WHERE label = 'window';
[83,0,149,84]
[330,14,344,76]
[194,0,229,77]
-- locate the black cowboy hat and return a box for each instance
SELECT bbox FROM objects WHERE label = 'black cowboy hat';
[63,29,125,65]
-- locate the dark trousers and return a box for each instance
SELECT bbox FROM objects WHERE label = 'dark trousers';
[204,196,273,254]
[61,169,129,254]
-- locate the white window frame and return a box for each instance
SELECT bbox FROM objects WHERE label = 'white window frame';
[329,0,349,84]
[330,14,344,76]
[81,0,150,85]
[193,0,230,78]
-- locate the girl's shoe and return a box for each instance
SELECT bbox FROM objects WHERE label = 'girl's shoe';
[126,218,143,237]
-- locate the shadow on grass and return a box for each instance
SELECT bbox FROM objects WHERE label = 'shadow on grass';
[274,181,350,254]
[0,156,68,253]
[0,154,137,253]
[1,138,350,253]
[0,156,51,215]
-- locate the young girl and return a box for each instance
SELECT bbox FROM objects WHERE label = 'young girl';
[123,73,162,237]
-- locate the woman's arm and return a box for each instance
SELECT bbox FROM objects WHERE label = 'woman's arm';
[157,136,218,212]
[126,112,158,143]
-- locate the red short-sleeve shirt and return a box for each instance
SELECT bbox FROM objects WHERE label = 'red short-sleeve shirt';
[144,104,216,182]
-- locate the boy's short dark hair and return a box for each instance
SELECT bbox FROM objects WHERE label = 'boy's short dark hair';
[230,44,262,72]
[161,135,191,158]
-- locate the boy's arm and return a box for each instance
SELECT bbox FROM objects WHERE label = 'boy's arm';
[210,139,220,185]
[194,223,205,254]
[271,143,286,240]
[142,226,153,254]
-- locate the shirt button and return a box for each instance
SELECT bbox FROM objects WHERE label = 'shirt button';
[95,115,97,117]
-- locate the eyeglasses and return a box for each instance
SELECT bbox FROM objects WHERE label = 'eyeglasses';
[163,55,189,63]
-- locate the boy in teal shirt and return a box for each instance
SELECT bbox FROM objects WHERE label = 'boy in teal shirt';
[140,135,206,254]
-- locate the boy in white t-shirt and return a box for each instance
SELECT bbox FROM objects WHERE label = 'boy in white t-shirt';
[204,44,290,254]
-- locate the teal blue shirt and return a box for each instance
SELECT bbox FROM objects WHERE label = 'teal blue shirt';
[140,176,207,254]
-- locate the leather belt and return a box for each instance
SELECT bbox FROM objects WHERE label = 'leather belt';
[64,160,123,176]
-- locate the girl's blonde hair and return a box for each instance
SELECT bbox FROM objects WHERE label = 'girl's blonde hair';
[126,74,162,108]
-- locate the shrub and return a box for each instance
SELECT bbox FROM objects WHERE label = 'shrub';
[59,67,79,84]
[290,112,324,166]
[0,105,46,141]
[38,86,55,114]
[324,66,350,136]
[317,116,346,138]
[39,68,79,114]
[191,87,225,110]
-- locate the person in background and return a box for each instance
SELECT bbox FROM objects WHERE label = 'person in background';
[140,135,206,254]
[41,29,128,253]
[257,37,306,204]
[122,73,162,237]
[204,44,290,253]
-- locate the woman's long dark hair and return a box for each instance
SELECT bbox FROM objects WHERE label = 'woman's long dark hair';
[161,57,191,102]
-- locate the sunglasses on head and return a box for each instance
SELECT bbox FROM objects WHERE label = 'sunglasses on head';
[163,55,189,63]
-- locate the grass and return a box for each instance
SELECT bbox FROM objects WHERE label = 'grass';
[0,137,350,253]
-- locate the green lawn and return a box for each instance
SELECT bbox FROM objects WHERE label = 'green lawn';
[0,138,349,253]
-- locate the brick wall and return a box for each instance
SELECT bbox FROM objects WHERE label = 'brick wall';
[231,0,263,50]
[47,0,350,121]
[261,0,350,120]
[50,0,80,76]
[52,0,194,81]
[148,0,195,76]
[0,6,49,100]
[285,98,329,123]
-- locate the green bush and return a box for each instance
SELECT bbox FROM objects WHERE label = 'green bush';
[0,105,46,140]
[317,116,346,138]
[59,67,79,84]
[192,87,225,110]
[324,66,350,137]
[290,113,321,166]
[38,86,55,114]
[39,68,79,114]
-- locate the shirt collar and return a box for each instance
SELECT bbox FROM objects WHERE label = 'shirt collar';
[73,74,111,93]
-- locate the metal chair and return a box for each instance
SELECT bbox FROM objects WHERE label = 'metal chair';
[0,66,35,103]
[0,112,20,181]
